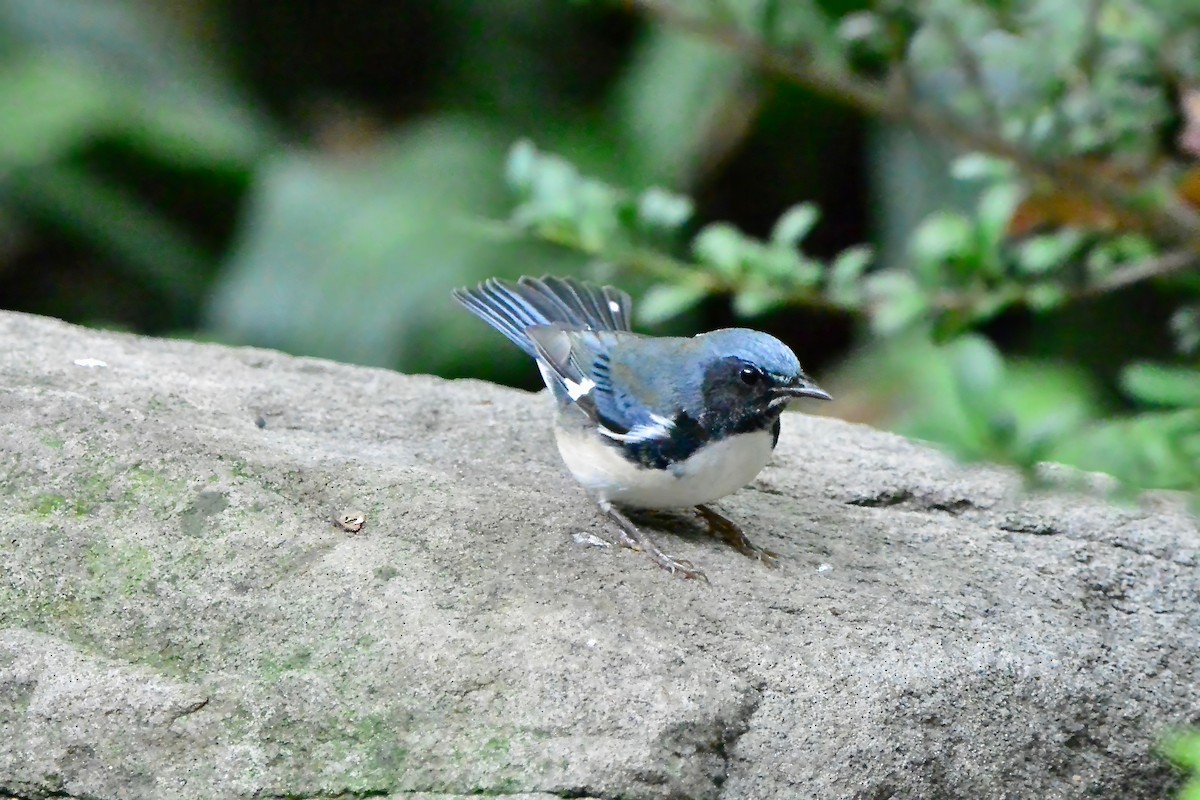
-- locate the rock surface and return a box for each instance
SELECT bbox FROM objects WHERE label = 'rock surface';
[0,310,1197,800]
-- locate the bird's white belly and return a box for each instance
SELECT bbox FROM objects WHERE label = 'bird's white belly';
[554,427,775,509]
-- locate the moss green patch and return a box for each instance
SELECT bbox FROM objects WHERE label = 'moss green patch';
[72,472,112,516]
[40,434,64,450]
[0,583,79,632]
[128,636,189,676]
[124,466,187,509]
[260,648,313,682]
[32,494,65,516]
[349,712,409,777]
[249,705,409,786]
[482,736,510,756]
[0,677,36,722]
[85,540,155,597]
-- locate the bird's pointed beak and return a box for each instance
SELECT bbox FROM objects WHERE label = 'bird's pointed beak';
[773,376,832,402]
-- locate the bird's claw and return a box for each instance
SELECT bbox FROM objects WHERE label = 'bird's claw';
[597,500,709,582]
[696,504,779,569]
[659,555,708,582]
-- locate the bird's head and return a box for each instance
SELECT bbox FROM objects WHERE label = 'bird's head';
[694,328,830,429]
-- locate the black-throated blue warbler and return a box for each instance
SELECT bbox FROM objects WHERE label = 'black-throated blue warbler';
[453,275,831,580]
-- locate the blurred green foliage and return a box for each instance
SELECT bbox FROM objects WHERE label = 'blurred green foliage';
[492,1,1200,503]
[1166,732,1200,800]
[0,0,272,325]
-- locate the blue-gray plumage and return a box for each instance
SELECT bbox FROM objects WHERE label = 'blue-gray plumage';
[453,275,831,580]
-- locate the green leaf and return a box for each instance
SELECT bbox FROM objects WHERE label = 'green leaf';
[866,271,929,334]
[637,186,693,231]
[951,334,1005,399]
[948,334,1020,455]
[637,282,709,325]
[931,307,976,343]
[0,53,114,168]
[754,247,805,282]
[1057,409,1200,492]
[976,182,1023,253]
[771,202,820,247]
[1120,363,1200,408]
[910,211,974,284]
[828,245,872,305]
[1024,283,1067,310]
[836,11,883,47]
[1015,230,1085,275]
[1086,233,1156,279]
[1163,732,1200,771]
[759,0,843,68]
[1171,306,1200,355]
[505,139,538,192]
[733,286,787,317]
[951,153,1015,182]
[693,223,747,278]
[0,3,270,171]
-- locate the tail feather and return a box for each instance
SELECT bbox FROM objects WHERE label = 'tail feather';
[452,276,632,358]
[452,286,536,355]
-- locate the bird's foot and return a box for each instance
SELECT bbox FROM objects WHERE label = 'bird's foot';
[597,500,708,582]
[695,504,779,568]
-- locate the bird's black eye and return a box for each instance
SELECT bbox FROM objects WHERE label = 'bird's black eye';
[739,366,763,386]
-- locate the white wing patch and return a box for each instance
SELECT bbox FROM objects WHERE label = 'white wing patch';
[564,376,596,401]
[536,360,595,402]
[608,300,621,314]
[597,412,675,444]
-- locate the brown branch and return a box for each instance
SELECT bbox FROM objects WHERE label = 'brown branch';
[1083,247,1198,296]
[925,248,1198,316]
[623,0,1200,249]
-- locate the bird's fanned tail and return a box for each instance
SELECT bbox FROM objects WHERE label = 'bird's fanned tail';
[452,276,632,359]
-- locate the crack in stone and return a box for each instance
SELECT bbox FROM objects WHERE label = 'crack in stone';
[1002,515,1197,566]
[254,790,390,800]
[845,488,915,508]
[845,488,978,516]
[1,788,108,800]
[165,695,209,724]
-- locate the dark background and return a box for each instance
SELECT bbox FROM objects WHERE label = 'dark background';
[0,1,868,383]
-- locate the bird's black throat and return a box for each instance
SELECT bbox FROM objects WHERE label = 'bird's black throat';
[603,406,783,471]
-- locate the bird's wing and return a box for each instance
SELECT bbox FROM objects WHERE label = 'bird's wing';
[526,327,676,444]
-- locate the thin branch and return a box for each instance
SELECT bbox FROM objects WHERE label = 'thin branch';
[515,216,1196,324]
[1083,247,1198,295]
[926,248,1198,315]
[623,0,1200,248]
[935,15,1002,132]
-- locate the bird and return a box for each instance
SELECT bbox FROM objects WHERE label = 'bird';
[452,275,831,580]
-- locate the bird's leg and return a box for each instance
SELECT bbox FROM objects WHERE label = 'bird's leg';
[695,504,779,568]
[596,499,708,582]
